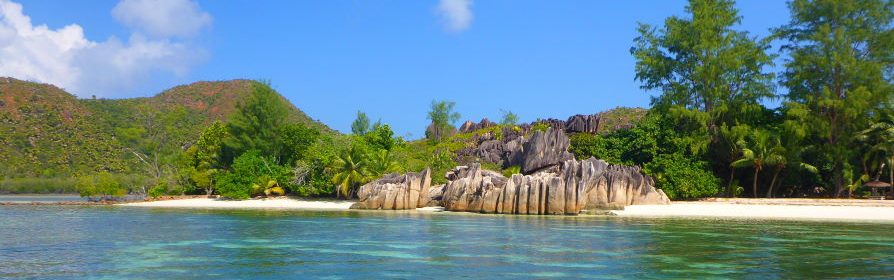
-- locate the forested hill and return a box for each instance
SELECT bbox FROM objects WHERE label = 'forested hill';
[0,77,331,179]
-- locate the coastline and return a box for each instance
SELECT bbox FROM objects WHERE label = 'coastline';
[114,196,894,222]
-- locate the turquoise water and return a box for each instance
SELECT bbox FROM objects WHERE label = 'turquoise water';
[1,206,894,279]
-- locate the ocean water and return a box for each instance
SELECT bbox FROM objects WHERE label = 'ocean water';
[1,205,893,279]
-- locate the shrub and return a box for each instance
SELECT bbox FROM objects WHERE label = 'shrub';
[216,151,291,200]
[502,166,521,178]
[148,184,166,199]
[75,172,127,200]
[644,153,720,200]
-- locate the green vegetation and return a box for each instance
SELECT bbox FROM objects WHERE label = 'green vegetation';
[426,100,461,142]
[0,0,890,201]
[499,110,519,126]
[611,0,890,198]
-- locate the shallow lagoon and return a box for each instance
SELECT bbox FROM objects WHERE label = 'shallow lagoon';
[1,205,893,279]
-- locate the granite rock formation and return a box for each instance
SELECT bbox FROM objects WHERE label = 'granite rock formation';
[515,128,575,174]
[350,168,432,210]
[439,160,669,214]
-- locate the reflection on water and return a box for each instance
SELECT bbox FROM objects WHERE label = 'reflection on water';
[1,206,893,279]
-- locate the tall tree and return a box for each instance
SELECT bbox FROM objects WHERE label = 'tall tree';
[775,0,894,196]
[426,100,461,142]
[184,121,228,195]
[351,111,371,135]
[225,81,291,164]
[279,123,320,166]
[631,0,776,158]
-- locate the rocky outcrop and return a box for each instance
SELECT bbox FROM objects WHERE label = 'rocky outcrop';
[459,118,496,133]
[439,160,670,214]
[515,128,574,174]
[566,114,600,134]
[351,113,671,214]
[350,168,432,210]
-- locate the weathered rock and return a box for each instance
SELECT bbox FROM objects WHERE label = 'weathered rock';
[459,118,497,133]
[566,114,600,134]
[439,160,670,214]
[517,128,574,174]
[350,168,432,210]
[423,184,446,207]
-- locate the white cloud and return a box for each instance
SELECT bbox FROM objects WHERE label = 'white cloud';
[437,0,473,33]
[0,0,208,97]
[112,0,211,39]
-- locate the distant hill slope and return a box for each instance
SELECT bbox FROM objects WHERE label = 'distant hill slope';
[0,77,332,178]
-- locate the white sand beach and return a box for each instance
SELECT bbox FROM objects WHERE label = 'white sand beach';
[122,197,355,210]
[613,199,894,222]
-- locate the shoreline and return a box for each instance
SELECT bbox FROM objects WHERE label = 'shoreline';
[7,195,894,223]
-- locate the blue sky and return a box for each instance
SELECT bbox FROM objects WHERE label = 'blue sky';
[3,0,790,138]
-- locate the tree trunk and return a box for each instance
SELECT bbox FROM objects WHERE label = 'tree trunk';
[752,169,760,198]
[890,156,893,186]
[727,167,736,198]
[767,168,782,198]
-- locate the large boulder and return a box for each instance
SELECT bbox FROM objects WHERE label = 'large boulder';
[350,168,432,210]
[439,160,670,214]
[516,128,574,174]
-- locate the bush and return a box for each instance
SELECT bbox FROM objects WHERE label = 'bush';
[0,177,77,194]
[148,183,166,199]
[644,153,720,200]
[216,151,292,200]
[502,166,521,178]
[75,172,127,200]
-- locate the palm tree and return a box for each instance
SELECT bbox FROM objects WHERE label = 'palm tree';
[329,146,370,198]
[766,147,818,198]
[731,130,786,198]
[719,123,751,197]
[858,113,894,185]
[367,150,399,178]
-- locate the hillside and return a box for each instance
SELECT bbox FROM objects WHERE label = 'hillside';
[0,77,331,179]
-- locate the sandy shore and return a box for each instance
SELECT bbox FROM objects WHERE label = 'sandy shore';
[122,197,355,210]
[613,199,894,222]
[121,196,894,222]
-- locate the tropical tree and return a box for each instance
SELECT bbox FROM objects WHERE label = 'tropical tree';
[731,130,787,198]
[775,0,894,196]
[499,109,519,126]
[225,81,291,164]
[631,0,776,157]
[858,112,894,185]
[329,146,371,198]
[718,123,751,196]
[351,111,371,135]
[184,121,229,196]
[426,100,461,142]
[368,149,399,177]
[278,123,320,166]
